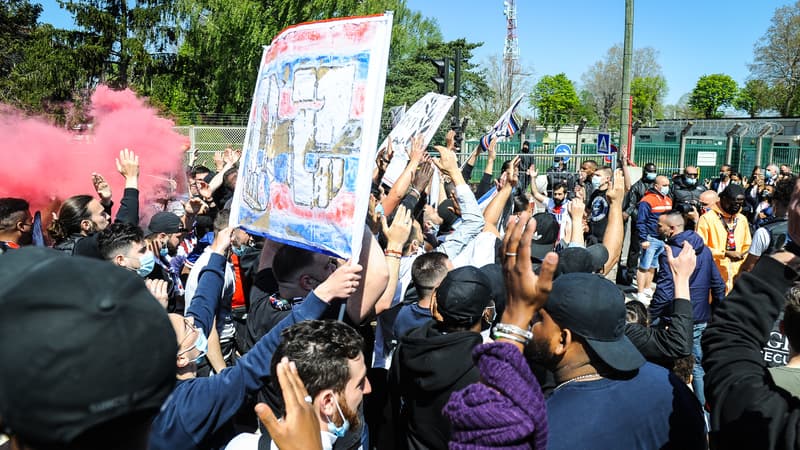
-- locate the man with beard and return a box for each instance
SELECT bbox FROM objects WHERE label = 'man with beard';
[499,213,706,449]
[0,198,33,252]
[527,168,571,242]
[696,184,752,293]
[146,211,189,313]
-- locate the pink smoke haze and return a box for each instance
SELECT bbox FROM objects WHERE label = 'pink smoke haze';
[0,85,189,218]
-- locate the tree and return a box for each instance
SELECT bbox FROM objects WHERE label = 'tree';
[531,73,580,140]
[749,2,800,116]
[631,76,667,125]
[57,0,178,89]
[0,0,41,80]
[688,74,738,119]
[734,79,773,117]
[581,44,665,131]
[467,54,533,135]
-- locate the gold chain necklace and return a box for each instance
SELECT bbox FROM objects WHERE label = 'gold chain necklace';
[554,373,602,391]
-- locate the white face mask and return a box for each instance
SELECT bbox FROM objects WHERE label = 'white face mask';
[591,176,602,189]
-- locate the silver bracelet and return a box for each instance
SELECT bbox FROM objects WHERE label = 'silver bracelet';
[494,323,533,340]
[492,330,529,345]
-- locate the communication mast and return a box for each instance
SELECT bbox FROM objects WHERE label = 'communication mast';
[502,0,520,108]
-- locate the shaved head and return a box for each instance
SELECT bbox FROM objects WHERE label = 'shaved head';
[699,190,718,206]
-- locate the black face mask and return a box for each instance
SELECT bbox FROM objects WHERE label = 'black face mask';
[722,201,741,215]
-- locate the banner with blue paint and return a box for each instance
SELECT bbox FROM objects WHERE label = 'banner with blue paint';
[229,14,393,259]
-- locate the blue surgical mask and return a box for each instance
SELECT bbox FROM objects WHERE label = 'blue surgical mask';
[232,245,246,257]
[685,177,697,186]
[193,327,208,362]
[553,162,560,168]
[591,176,602,189]
[375,203,384,217]
[327,399,350,438]
[137,251,155,277]
[160,247,169,258]
[645,172,657,181]
[660,186,670,196]
[766,171,774,180]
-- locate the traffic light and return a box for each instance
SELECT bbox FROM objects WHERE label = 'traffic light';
[430,58,449,95]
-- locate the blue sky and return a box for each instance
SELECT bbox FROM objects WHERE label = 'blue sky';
[405,0,790,105]
[38,0,790,105]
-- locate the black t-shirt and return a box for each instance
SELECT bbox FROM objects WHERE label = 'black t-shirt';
[588,188,610,242]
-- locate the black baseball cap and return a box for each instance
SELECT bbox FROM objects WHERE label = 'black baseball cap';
[558,244,609,274]
[147,211,187,234]
[434,266,493,326]
[530,212,560,260]
[0,248,177,446]
[545,272,645,372]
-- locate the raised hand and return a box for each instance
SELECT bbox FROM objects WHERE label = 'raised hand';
[145,279,169,310]
[92,172,112,203]
[411,161,435,194]
[665,241,697,279]
[432,144,459,177]
[210,227,233,255]
[527,164,538,179]
[446,129,456,151]
[255,357,323,450]
[184,197,209,216]
[606,169,626,204]
[314,261,364,302]
[116,148,140,180]
[502,212,559,323]
[382,205,413,249]
[213,151,225,171]
[506,156,520,187]
[409,134,425,163]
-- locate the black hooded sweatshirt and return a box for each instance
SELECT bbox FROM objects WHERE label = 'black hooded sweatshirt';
[387,320,482,450]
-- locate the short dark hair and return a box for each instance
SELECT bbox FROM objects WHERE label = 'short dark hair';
[0,197,29,231]
[774,175,797,207]
[97,222,144,260]
[644,163,656,171]
[411,252,450,297]
[190,165,212,177]
[784,287,800,352]
[552,182,567,193]
[513,194,529,213]
[582,160,597,169]
[271,320,364,399]
[272,244,318,283]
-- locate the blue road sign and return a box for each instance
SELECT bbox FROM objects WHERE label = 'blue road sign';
[554,143,571,162]
[597,133,611,154]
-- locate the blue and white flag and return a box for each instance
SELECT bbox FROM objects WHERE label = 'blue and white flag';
[479,95,524,151]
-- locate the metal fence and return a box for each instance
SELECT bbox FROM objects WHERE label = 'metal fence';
[174,126,800,183]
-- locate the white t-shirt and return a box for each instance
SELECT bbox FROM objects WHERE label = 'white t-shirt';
[748,227,771,257]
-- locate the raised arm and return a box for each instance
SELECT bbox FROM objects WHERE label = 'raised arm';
[114,148,140,225]
[527,164,547,204]
[382,134,425,217]
[346,230,389,324]
[602,170,626,275]
[373,205,413,316]
[483,158,518,238]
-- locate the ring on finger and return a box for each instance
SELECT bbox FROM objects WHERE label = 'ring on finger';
[505,252,517,257]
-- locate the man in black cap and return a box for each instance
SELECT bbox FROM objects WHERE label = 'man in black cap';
[526,270,705,449]
[0,247,176,450]
[389,266,495,450]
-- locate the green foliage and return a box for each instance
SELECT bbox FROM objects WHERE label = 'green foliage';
[750,2,800,116]
[531,73,580,132]
[734,79,773,117]
[631,76,667,125]
[688,74,738,119]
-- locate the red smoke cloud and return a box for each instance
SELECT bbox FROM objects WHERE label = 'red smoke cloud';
[0,86,188,220]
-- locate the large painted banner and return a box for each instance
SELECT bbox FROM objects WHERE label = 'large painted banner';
[230,14,393,259]
[380,93,455,187]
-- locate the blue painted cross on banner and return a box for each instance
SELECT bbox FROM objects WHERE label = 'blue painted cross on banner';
[554,144,571,162]
[597,133,611,154]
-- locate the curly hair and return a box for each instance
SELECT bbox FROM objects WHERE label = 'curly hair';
[97,222,145,260]
[271,320,364,399]
[773,175,797,207]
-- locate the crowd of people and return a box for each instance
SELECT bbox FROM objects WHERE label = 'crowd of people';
[3,132,800,450]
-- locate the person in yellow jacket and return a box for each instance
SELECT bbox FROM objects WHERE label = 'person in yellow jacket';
[696,184,751,293]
